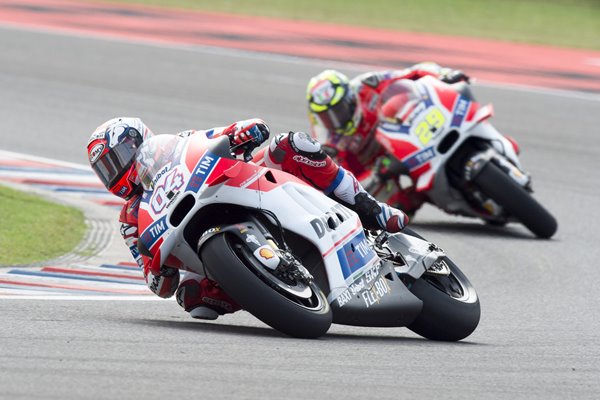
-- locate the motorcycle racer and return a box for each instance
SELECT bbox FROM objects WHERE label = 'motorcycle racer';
[306,62,478,216]
[87,117,408,320]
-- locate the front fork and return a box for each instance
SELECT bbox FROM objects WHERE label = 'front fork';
[197,216,313,285]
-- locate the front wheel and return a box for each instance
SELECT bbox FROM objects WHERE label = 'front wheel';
[407,256,480,341]
[474,161,557,238]
[200,234,332,339]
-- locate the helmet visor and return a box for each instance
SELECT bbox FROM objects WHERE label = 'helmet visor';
[93,135,142,188]
[314,94,358,136]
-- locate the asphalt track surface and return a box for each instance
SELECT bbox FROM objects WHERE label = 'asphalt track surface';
[1,25,600,400]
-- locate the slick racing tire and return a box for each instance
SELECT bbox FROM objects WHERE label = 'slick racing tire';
[200,234,332,339]
[402,228,480,341]
[407,255,481,342]
[474,161,557,239]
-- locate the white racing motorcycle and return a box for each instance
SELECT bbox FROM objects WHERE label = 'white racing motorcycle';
[135,132,480,340]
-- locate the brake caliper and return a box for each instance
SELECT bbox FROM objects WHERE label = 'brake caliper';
[275,251,314,285]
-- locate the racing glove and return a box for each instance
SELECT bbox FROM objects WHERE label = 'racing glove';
[227,118,270,148]
[354,192,409,233]
[440,69,471,84]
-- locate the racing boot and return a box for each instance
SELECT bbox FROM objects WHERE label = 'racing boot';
[333,169,409,233]
[176,275,241,320]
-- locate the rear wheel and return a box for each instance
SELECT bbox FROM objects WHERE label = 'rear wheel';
[200,234,332,339]
[474,161,557,238]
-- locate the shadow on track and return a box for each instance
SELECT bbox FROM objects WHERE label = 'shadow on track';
[128,317,484,345]
[128,317,284,338]
[324,331,483,346]
[410,220,540,240]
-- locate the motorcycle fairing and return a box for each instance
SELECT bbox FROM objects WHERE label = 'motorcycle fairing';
[375,76,526,214]
[330,260,422,327]
[136,134,390,307]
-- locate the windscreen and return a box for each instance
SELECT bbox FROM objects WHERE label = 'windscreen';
[135,134,181,191]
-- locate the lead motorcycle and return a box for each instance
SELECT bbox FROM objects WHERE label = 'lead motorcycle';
[370,76,557,238]
[134,132,480,340]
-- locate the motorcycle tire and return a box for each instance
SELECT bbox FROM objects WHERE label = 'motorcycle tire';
[474,161,557,238]
[407,255,481,341]
[200,233,332,339]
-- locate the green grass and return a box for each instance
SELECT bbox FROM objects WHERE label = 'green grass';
[92,0,600,50]
[0,185,86,265]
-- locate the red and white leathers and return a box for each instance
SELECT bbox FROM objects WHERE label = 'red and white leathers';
[255,131,409,233]
[309,62,481,216]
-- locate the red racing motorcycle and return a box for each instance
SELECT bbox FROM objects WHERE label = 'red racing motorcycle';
[370,76,557,238]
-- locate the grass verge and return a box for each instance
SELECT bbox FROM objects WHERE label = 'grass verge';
[92,0,600,50]
[0,184,86,266]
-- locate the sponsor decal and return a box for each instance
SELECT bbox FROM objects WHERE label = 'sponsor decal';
[245,234,261,247]
[292,155,326,167]
[186,152,219,193]
[403,146,436,170]
[336,263,389,308]
[451,96,470,128]
[259,247,275,259]
[117,185,128,196]
[336,231,377,279]
[254,245,280,270]
[202,296,233,312]
[151,166,170,187]
[361,276,392,308]
[337,290,352,307]
[89,143,105,163]
[201,226,221,238]
[363,262,381,283]
[139,216,168,250]
[310,204,353,238]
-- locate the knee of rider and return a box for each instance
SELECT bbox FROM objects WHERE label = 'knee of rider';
[179,270,204,284]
